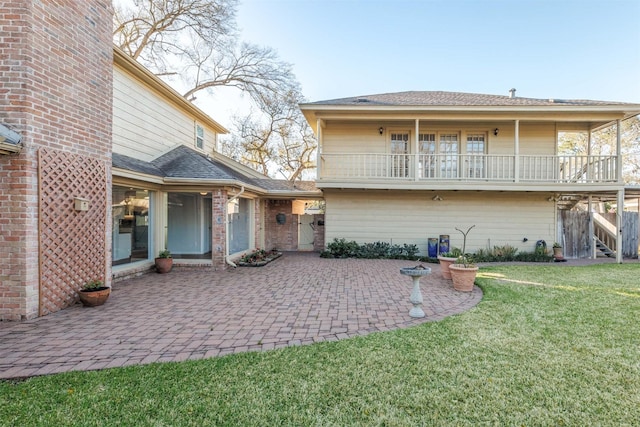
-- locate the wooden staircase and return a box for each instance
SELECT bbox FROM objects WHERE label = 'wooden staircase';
[593,213,617,258]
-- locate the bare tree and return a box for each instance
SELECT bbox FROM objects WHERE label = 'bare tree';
[114,0,315,179]
[558,115,640,184]
[114,0,295,102]
[221,88,317,181]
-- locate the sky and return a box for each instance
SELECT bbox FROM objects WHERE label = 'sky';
[196,0,640,126]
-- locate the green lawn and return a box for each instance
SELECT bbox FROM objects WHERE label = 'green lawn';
[2,264,639,426]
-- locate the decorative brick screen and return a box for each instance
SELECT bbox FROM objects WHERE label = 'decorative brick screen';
[38,148,107,315]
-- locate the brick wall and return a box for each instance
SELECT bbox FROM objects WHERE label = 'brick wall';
[313,214,326,251]
[0,1,113,320]
[265,200,298,251]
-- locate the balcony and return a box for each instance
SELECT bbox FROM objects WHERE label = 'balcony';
[319,153,618,185]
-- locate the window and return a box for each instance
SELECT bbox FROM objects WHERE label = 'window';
[195,124,204,149]
[112,186,151,266]
[390,132,410,177]
[439,133,459,178]
[466,133,486,178]
[419,133,436,178]
[228,198,251,254]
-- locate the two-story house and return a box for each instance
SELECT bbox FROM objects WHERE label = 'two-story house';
[300,91,640,261]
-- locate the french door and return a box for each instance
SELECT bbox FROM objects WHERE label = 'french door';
[390,132,410,178]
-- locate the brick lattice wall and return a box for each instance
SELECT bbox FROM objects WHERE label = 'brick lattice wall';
[0,1,113,320]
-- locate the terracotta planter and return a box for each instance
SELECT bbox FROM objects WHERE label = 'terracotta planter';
[449,265,478,292]
[155,257,173,273]
[78,287,111,307]
[553,247,563,259]
[437,256,457,280]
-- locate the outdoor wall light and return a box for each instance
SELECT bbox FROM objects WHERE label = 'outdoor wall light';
[379,127,384,135]
[276,213,286,224]
[493,128,499,136]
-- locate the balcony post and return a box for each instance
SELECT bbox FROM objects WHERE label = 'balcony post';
[616,119,622,183]
[616,188,624,263]
[586,130,592,181]
[514,120,520,182]
[316,118,323,178]
[414,119,419,181]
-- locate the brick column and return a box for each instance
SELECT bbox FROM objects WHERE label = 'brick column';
[211,189,228,270]
[0,1,113,319]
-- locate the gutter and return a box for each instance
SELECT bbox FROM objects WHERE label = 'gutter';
[225,186,245,268]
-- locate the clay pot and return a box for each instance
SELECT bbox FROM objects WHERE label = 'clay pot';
[437,256,457,280]
[449,265,478,292]
[155,257,173,274]
[78,287,111,307]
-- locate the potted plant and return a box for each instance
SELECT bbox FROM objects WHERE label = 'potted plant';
[155,249,173,273]
[78,279,110,307]
[552,242,564,260]
[449,255,479,292]
[437,248,461,280]
[447,225,478,292]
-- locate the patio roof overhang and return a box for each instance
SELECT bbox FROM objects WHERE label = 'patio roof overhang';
[113,167,323,199]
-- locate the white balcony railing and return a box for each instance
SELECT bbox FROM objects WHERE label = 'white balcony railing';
[319,153,618,183]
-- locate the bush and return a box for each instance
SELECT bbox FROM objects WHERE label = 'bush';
[473,244,552,263]
[325,238,359,258]
[321,239,553,263]
[322,239,420,260]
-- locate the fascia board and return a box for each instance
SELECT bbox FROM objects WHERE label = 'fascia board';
[300,104,640,123]
[162,177,265,193]
[112,168,164,184]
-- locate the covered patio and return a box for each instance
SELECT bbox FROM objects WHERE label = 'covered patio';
[0,253,481,379]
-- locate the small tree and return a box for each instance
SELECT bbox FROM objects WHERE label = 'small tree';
[454,225,476,267]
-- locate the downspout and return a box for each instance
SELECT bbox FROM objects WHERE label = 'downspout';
[225,186,245,267]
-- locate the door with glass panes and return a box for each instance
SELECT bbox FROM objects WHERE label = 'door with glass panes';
[465,133,486,178]
[390,131,410,178]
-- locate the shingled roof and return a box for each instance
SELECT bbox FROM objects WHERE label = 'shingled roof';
[113,145,318,196]
[306,91,633,107]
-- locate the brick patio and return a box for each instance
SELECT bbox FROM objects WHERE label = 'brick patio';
[0,253,482,379]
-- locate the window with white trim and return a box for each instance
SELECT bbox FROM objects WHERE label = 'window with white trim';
[419,133,436,178]
[390,132,410,178]
[439,133,459,178]
[195,124,204,149]
[466,133,486,178]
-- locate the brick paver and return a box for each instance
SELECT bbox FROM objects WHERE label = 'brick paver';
[0,253,482,379]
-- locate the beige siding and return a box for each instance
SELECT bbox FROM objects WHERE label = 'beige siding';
[519,123,556,155]
[324,190,555,254]
[113,66,218,161]
[323,122,388,154]
[322,120,557,156]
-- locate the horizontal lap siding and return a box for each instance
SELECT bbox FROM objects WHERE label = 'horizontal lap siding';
[113,68,218,161]
[323,121,557,155]
[324,190,555,254]
[323,122,387,153]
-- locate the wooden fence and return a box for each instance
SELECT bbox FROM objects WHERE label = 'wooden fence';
[560,211,639,259]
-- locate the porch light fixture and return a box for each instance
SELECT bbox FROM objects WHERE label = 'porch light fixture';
[200,192,208,196]
[493,128,499,136]
[379,127,384,135]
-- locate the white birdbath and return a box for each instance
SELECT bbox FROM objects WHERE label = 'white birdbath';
[400,265,432,318]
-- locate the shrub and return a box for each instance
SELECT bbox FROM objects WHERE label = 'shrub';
[326,238,359,258]
[322,239,420,260]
